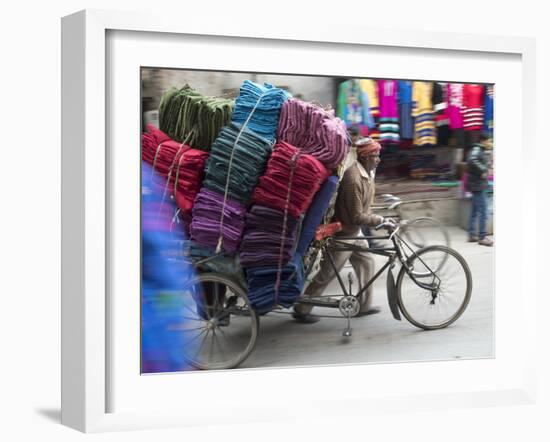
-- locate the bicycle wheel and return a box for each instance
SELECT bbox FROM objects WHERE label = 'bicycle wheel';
[402,217,450,249]
[176,272,259,369]
[396,245,472,330]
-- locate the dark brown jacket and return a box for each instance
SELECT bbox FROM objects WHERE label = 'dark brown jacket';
[333,163,383,236]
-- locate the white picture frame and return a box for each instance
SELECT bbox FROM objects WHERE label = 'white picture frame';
[61,9,537,433]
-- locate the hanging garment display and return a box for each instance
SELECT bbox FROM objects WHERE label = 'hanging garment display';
[462,83,485,131]
[398,80,414,142]
[337,80,373,135]
[377,80,400,146]
[239,205,300,267]
[484,84,494,135]
[251,141,330,218]
[201,122,273,204]
[432,82,451,146]
[412,81,437,146]
[158,85,234,151]
[446,83,464,129]
[337,79,363,126]
[277,98,350,170]
[230,80,290,143]
[359,79,380,141]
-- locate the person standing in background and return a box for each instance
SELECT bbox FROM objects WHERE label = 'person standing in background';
[466,134,493,246]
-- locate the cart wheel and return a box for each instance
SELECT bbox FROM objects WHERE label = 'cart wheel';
[178,272,258,370]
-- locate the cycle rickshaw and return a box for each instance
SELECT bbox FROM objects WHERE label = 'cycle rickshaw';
[175,219,472,370]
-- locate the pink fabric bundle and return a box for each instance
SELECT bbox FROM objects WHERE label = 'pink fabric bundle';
[276,98,350,169]
[251,141,330,218]
[141,124,209,223]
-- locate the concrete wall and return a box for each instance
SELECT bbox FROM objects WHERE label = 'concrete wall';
[141,68,336,112]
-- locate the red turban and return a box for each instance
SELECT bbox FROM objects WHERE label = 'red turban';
[355,137,381,159]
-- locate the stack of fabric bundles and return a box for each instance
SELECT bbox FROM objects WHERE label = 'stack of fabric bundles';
[189,121,273,254]
[245,176,340,313]
[231,80,290,142]
[251,141,330,217]
[188,80,290,254]
[201,122,273,204]
[245,255,304,313]
[141,124,209,231]
[244,176,340,313]
[189,188,246,254]
[239,206,300,267]
[243,141,331,312]
[158,85,234,151]
[277,98,350,170]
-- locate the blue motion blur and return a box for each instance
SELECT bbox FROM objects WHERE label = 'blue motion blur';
[141,161,196,373]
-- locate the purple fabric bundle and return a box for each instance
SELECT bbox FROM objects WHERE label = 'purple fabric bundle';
[277,98,350,169]
[189,188,246,254]
[239,205,300,267]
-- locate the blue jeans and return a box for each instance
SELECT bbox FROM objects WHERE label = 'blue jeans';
[468,191,487,239]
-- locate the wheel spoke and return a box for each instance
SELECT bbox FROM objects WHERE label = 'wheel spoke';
[213,328,228,364]
[193,328,211,361]
[183,327,209,346]
[216,325,235,353]
[214,282,220,316]
[168,324,207,332]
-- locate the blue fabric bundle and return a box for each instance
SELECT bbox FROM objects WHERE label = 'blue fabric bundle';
[245,254,304,313]
[231,80,290,142]
[295,176,339,255]
[201,122,273,204]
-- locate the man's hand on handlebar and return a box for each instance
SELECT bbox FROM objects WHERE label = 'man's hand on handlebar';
[374,217,398,231]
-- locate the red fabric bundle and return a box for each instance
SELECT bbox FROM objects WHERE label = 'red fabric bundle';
[251,141,330,218]
[141,124,209,223]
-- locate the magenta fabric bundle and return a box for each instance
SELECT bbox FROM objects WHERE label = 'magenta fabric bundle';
[142,124,209,226]
[277,98,350,169]
[142,125,181,195]
[251,141,330,219]
[239,205,300,267]
[189,188,246,254]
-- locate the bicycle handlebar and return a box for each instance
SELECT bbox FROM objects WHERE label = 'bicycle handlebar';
[374,221,398,232]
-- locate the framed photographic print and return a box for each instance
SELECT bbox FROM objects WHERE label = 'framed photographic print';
[62,9,537,433]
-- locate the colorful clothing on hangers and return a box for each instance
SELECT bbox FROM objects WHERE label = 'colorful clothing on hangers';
[412,81,437,146]
[462,83,485,131]
[484,84,494,135]
[360,79,380,141]
[398,80,414,140]
[377,80,400,145]
[432,82,451,145]
[446,83,464,129]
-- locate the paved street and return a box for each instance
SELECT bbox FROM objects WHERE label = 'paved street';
[240,226,494,369]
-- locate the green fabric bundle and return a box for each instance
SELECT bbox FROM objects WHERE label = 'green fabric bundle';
[159,85,234,151]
